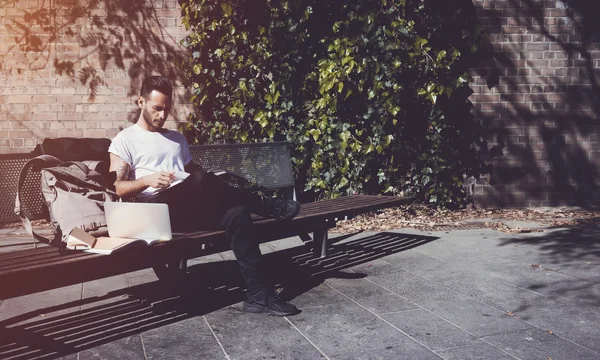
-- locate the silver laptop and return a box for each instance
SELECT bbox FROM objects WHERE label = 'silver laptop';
[104,202,172,240]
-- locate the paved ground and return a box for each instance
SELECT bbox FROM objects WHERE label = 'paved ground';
[1,220,599,360]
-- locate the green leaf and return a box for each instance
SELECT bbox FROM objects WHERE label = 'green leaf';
[385,134,393,145]
[308,128,321,141]
[437,50,447,61]
[221,2,232,16]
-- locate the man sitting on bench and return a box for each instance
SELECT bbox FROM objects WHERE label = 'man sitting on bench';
[108,76,301,316]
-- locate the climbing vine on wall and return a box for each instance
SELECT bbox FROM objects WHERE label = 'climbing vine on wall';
[178,0,486,206]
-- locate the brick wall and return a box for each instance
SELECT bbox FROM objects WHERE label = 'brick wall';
[471,0,600,207]
[0,0,191,153]
[1,0,598,207]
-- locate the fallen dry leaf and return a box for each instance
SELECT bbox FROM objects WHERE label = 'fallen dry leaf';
[332,203,600,234]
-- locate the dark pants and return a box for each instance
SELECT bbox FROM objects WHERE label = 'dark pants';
[148,168,265,294]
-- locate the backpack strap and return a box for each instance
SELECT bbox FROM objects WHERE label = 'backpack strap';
[81,160,104,172]
[14,155,62,247]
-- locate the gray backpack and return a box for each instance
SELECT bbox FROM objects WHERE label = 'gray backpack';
[14,155,119,247]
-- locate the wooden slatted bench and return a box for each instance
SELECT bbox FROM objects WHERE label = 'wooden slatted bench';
[0,140,413,300]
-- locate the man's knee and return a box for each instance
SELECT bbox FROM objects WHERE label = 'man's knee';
[187,167,210,186]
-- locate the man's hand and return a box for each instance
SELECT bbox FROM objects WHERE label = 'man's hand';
[143,171,176,189]
[110,153,176,198]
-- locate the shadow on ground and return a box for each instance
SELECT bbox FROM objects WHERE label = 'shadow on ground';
[497,220,600,264]
[496,222,600,311]
[0,231,437,360]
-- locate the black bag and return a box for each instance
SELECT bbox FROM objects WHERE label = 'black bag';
[39,137,111,167]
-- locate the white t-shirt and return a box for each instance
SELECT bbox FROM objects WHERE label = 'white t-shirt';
[108,123,193,201]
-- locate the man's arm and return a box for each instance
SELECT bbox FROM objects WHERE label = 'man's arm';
[109,153,175,198]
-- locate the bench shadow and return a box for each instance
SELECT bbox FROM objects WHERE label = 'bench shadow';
[0,231,437,360]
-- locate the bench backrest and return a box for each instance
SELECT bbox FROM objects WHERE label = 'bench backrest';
[0,153,46,224]
[0,140,295,224]
[189,142,295,191]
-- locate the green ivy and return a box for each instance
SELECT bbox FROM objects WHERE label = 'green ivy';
[177,0,486,207]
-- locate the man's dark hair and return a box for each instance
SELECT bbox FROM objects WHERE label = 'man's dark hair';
[140,76,173,99]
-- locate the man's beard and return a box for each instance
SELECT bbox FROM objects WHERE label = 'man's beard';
[142,108,164,130]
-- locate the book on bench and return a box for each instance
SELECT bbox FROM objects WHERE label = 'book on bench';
[66,228,169,255]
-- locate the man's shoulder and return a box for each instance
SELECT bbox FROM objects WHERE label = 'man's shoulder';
[162,128,187,141]
[112,124,137,139]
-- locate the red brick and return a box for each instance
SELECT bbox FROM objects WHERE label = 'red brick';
[7,95,31,103]
[82,130,107,137]
[31,95,57,104]
[60,112,83,121]
[502,26,525,34]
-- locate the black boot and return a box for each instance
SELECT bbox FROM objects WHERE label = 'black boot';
[266,198,300,220]
[243,288,299,316]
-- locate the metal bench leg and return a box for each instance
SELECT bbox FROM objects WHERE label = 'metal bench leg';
[313,227,328,258]
[299,233,312,242]
[153,257,187,282]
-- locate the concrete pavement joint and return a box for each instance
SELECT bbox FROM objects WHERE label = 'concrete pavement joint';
[377,308,424,316]
[432,342,521,360]
[203,316,231,360]
[283,316,331,360]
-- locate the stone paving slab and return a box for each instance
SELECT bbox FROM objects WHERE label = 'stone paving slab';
[325,277,419,315]
[516,302,600,353]
[434,343,518,360]
[330,342,442,360]
[381,309,480,351]
[481,328,600,360]
[287,302,418,357]
[206,306,325,360]
[1,222,600,360]
[142,317,226,360]
[350,261,535,337]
